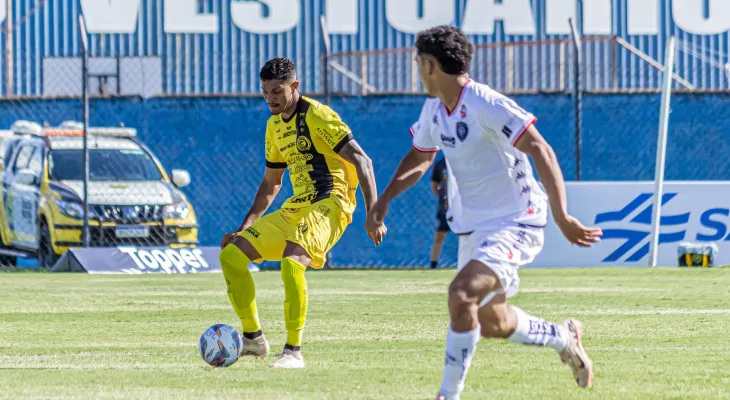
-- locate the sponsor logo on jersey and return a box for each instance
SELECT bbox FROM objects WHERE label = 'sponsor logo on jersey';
[440,134,456,148]
[460,105,467,119]
[280,142,296,152]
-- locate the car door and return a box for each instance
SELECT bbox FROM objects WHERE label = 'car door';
[4,144,33,246]
[12,145,43,249]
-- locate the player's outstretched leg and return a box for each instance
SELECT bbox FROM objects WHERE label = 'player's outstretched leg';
[219,238,270,359]
[435,261,496,400]
[270,242,311,369]
[478,292,594,388]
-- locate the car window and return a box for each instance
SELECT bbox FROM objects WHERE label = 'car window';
[3,140,18,170]
[49,148,163,182]
[27,147,42,177]
[13,145,33,173]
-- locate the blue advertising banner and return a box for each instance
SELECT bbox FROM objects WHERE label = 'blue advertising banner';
[51,246,222,274]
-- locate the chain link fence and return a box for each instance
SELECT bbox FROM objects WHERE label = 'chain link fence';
[2,17,730,268]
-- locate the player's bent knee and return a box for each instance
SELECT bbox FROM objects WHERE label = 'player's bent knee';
[448,279,477,308]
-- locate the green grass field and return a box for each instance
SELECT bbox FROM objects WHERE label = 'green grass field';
[1,268,729,399]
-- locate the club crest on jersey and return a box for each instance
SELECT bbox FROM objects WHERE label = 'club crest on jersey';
[456,122,469,142]
[297,136,312,152]
[460,105,467,118]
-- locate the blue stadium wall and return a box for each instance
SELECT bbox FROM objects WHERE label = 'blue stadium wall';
[1,93,728,266]
[3,0,730,95]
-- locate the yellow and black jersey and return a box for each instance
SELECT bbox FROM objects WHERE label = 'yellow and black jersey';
[265,96,358,215]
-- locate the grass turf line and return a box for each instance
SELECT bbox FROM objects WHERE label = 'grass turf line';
[0,268,729,399]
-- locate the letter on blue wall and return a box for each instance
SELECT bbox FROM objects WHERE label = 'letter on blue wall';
[80,0,140,33]
[327,0,358,34]
[386,0,454,34]
[463,0,536,35]
[673,0,730,35]
[628,0,659,35]
[164,0,218,34]
[231,0,300,34]
[545,0,612,35]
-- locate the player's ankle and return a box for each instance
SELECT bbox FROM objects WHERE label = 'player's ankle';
[243,330,263,340]
[430,260,438,268]
[284,343,301,352]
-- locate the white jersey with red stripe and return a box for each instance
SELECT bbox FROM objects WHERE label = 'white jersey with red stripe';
[410,80,548,229]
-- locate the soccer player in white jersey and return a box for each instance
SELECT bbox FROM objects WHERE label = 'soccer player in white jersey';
[365,25,603,399]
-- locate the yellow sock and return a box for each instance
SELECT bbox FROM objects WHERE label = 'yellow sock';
[280,257,308,347]
[219,245,261,334]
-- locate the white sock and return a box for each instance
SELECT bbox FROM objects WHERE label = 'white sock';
[438,326,480,400]
[507,306,567,352]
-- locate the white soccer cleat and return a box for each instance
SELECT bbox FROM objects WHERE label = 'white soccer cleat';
[269,349,305,369]
[559,319,594,388]
[241,335,270,359]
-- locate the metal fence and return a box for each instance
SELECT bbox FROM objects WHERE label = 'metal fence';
[2,7,730,269]
[326,36,711,96]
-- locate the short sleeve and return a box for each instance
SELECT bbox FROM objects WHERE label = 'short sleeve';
[410,100,439,153]
[265,123,286,169]
[311,106,354,153]
[480,95,537,146]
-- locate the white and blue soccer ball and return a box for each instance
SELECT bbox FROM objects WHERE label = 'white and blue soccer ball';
[199,324,243,367]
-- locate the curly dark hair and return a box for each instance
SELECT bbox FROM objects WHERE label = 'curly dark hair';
[260,57,296,81]
[415,25,474,75]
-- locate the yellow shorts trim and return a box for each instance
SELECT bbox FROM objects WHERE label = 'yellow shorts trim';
[237,198,349,268]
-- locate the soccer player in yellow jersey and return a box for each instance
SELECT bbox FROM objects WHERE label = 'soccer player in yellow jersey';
[219,57,386,369]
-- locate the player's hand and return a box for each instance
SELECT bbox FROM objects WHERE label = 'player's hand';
[556,215,603,247]
[220,232,238,249]
[367,222,388,247]
[365,199,389,247]
[365,199,389,231]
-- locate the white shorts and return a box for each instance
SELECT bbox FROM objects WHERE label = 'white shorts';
[456,223,544,307]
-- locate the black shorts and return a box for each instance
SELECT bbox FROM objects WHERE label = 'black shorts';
[436,212,451,232]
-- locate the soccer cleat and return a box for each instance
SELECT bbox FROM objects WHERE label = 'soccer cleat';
[269,348,305,369]
[559,319,594,388]
[241,334,270,359]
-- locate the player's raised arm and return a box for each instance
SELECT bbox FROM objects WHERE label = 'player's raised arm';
[514,125,602,247]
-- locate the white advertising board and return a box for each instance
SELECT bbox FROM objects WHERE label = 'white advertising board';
[531,181,730,268]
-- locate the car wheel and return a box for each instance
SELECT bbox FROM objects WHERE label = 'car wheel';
[38,222,58,269]
[0,229,17,268]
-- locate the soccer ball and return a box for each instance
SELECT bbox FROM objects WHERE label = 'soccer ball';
[198,324,243,367]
